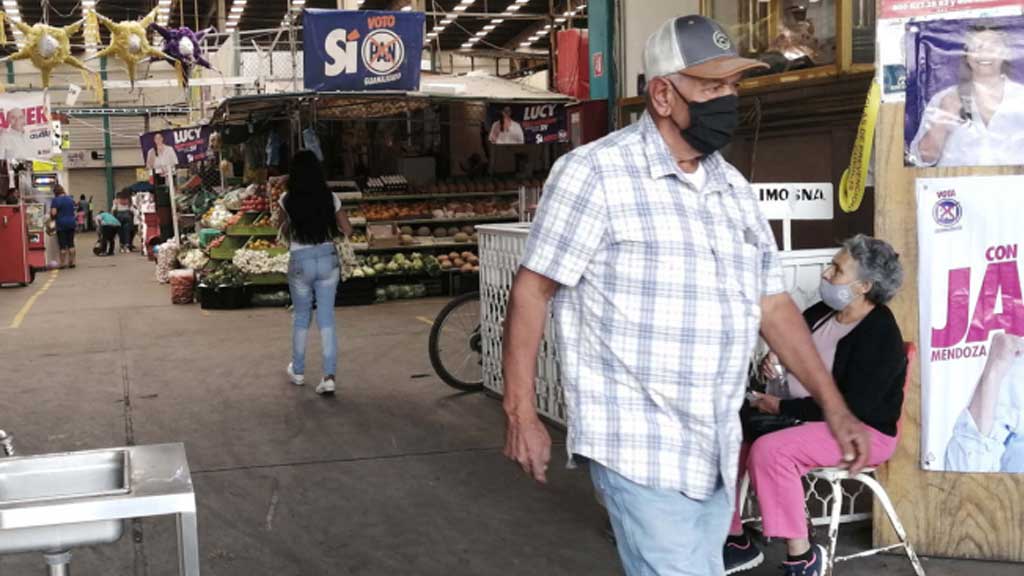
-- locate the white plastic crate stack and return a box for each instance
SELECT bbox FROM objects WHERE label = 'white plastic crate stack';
[478,224,565,424]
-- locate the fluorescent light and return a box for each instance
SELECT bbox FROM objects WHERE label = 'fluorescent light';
[483,24,495,30]
[432,25,446,32]
[459,0,473,4]
[230,6,243,12]
[453,5,468,11]
[490,18,504,23]
[555,17,566,23]
[520,41,531,47]
[460,42,472,48]
[515,0,529,4]
[475,31,486,37]
[426,32,437,38]
[441,17,454,24]
[228,14,240,20]
[292,0,306,5]
[401,5,411,10]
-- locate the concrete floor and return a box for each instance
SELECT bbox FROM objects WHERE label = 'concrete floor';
[0,245,1019,575]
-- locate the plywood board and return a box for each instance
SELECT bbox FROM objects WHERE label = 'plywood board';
[873,102,1024,561]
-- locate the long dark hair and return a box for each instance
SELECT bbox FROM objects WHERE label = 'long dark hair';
[284,150,338,245]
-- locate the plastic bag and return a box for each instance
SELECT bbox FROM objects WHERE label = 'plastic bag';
[169,269,196,305]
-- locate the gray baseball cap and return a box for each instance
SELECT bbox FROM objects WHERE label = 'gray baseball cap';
[644,15,767,80]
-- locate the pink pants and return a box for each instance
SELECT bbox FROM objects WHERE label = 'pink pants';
[729,422,898,539]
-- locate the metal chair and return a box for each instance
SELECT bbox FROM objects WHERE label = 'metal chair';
[809,342,924,576]
[739,342,925,576]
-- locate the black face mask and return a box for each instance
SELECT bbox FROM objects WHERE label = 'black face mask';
[668,82,739,155]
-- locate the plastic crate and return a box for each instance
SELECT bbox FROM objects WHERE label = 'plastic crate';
[198,285,250,310]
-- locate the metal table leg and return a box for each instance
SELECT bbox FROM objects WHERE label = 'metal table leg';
[176,511,200,576]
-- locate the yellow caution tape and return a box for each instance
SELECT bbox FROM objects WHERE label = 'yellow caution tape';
[839,81,881,213]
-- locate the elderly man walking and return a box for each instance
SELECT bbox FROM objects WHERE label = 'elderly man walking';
[501,15,872,576]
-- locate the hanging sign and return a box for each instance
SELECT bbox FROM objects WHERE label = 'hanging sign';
[0,91,54,162]
[139,125,213,172]
[918,175,1024,474]
[486,102,568,145]
[303,9,425,92]
[754,183,834,220]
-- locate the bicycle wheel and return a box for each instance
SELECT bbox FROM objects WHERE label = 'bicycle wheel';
[428,291,484,392]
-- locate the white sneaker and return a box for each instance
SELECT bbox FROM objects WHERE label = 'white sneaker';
[287,363,305,386]
[316,378,336,396]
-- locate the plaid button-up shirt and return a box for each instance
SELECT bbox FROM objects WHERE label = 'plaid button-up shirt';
[521,112,785,500]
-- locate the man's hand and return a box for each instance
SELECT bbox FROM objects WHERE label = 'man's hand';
[503,409,552,484]
[824,407,871,474]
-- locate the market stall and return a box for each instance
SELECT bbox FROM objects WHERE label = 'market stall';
[173,72,573,308]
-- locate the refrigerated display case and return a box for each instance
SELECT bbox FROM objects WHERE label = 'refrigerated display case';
[23,203,46,272]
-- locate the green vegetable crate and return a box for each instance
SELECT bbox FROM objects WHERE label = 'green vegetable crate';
[227,212,277,237]
[210,236,247,260]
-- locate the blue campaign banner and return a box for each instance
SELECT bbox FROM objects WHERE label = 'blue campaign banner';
[303,9,425,92]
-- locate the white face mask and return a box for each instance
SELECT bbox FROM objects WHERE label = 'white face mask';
[819,277,859,311]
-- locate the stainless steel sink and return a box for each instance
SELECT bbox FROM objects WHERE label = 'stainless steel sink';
[0,449,130,554]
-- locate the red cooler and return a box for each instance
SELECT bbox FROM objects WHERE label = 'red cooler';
[0,205,32,285]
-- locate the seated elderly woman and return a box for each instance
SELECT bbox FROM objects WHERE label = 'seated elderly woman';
[725,235,907,576]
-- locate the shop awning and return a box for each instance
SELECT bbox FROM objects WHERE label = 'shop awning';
[210,72,574,125]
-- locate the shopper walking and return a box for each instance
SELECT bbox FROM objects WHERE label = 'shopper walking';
[279,150,353,396]
[501,15,872,576]
[50,184,77,269]
[112,190,134,253]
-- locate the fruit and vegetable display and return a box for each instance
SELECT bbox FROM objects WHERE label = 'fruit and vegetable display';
[247,238,283,251]
[359,199,517,222]
[201,262,246,288]
[155,239,181,284]
[208,235,226,249]
[233,249,289,275]
[375,283,429,302]
[353,253,442,278]
[349,232,368,244]
[240,194,270,212]
[201,203,234,230]
[178,249,209,271]
[251,290,290,307]
[438,251,479,273]
[225,212,245,227]
[252,214,273,228]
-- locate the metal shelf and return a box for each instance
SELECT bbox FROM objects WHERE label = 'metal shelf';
[355,242,478,253]
[352,215,517,227]
[342,191,520,203]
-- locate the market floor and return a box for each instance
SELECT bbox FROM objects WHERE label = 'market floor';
[0,245,1020,576]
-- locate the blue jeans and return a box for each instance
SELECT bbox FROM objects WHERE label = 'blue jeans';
[287,244,339,376]
[590,461,732,576]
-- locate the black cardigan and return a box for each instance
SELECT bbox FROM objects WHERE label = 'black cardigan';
[778,302,907,437]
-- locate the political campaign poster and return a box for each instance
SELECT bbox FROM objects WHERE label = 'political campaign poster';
[303,9,424,92]
[139,125,213,173]
[875,2,1022,103]
[918,175,1024,474]
[0,91,55,162]
[904,15,1024,167]
[486,102,567,146]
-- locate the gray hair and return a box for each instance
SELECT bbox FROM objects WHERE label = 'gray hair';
[842,234,904,305]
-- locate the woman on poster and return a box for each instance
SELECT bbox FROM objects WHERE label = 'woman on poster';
[945,333,1024,473]
[909,26,1024,167]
